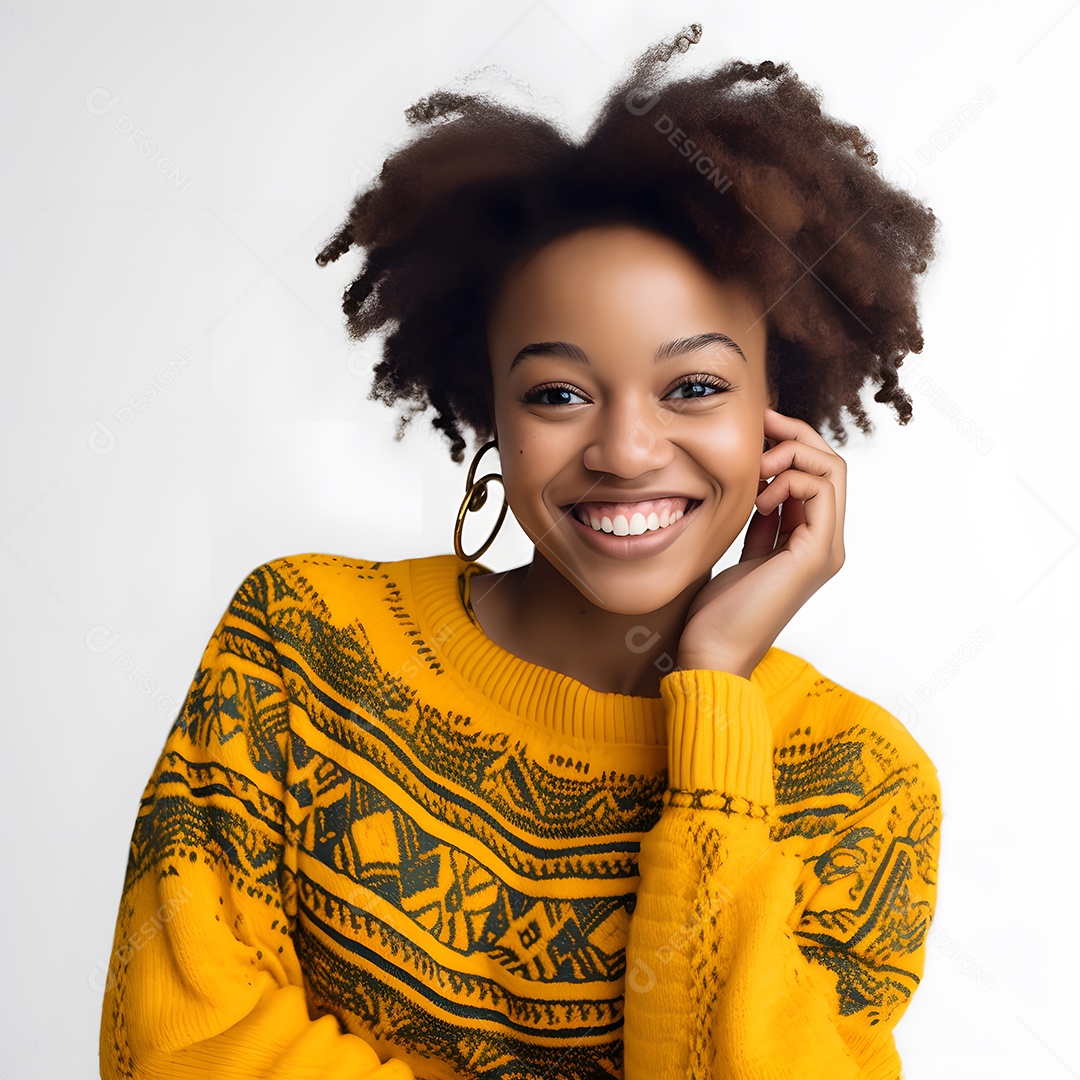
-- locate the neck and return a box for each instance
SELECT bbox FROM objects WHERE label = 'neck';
[471,549,708,698]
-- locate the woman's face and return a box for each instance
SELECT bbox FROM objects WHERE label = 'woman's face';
[485,224,774,615]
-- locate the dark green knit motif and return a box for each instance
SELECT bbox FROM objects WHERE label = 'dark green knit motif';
[264,558,660,1078]
[772,713,940,1022]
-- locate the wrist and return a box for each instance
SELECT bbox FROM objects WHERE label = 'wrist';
[675,652,754,681]
[659,669,775,804]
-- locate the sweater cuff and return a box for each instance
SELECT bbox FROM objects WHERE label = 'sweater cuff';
[659,669,775,807]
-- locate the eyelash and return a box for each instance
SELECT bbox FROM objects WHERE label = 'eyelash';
[520,373,735,406]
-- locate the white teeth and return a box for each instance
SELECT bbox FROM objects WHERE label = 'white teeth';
[577,503,692,534]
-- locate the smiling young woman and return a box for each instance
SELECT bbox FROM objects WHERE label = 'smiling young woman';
[474,225,779,695]
[100,24,941,1080]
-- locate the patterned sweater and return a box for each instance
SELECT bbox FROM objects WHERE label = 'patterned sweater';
[99,552,940,1080]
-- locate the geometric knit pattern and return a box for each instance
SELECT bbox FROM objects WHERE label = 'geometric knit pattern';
[775,720,938,1022]
[100,552,940,1080]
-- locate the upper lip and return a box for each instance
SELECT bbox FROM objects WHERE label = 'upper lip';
[560,492,704,507]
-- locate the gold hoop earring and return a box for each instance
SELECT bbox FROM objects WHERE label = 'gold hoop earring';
[453,440,508,562]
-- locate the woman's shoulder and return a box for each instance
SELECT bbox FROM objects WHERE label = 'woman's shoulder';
[231,551,463,606]
[757,645,938,780]
[199,553,460,657]
[250,549,459,576]
[760,648,940,893]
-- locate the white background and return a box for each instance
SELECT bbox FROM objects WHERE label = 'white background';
[2,1,1076,1076]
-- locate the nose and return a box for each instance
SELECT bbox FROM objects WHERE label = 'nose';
[581,396,675,477]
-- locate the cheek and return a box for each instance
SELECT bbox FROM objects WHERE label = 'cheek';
[498,438,547,513]
[696,417,763,485]
[496,416,571,492]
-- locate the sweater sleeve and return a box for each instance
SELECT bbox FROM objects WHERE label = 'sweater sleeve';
[99,570,414,1080]
[622,668,940,1080]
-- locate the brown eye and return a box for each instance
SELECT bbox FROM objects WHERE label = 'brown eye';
[667,374,734,399]
[521,383,587,406]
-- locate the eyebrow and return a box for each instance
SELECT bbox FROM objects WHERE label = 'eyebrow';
[508,331,748,371]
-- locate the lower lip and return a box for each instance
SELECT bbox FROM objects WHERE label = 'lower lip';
[559,502,701,560]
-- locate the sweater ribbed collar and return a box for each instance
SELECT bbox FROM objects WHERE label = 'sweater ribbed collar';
[406,553,804,748]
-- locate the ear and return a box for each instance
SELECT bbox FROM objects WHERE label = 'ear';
[485,385,498,444]
[764,380,779,450]
[761,328,779,413]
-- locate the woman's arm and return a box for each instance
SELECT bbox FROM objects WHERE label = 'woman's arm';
[622,667,940,1080]
[99,570,413,1080]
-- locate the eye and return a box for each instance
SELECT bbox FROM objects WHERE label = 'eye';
[520,382,589,406]
[666,373,735,400]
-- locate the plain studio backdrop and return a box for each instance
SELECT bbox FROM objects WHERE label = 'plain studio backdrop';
[1,1,1075,1076]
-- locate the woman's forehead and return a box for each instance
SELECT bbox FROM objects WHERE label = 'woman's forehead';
[488,227,764,337]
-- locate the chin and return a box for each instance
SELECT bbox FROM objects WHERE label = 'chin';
[549,556,708,617]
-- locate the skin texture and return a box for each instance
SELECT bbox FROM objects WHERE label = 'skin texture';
[470,225,846,695]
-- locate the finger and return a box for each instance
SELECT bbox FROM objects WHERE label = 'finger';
[761,412,847,539]
[774,486,806,549]
[755,469,832,515]
[761,441,845,547]
[762,407,837,456]
[760,439,841,483]
[741,505,780,562]
[755,471,836,540]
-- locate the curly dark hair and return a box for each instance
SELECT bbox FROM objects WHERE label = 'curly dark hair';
[316,24,938,464]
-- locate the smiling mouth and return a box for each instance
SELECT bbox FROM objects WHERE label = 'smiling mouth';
[564,497,702,536]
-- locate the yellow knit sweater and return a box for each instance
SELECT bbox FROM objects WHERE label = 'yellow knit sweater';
[99,553,940,1079]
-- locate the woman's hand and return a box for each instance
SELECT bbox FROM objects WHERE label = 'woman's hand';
[676,407,847,679]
